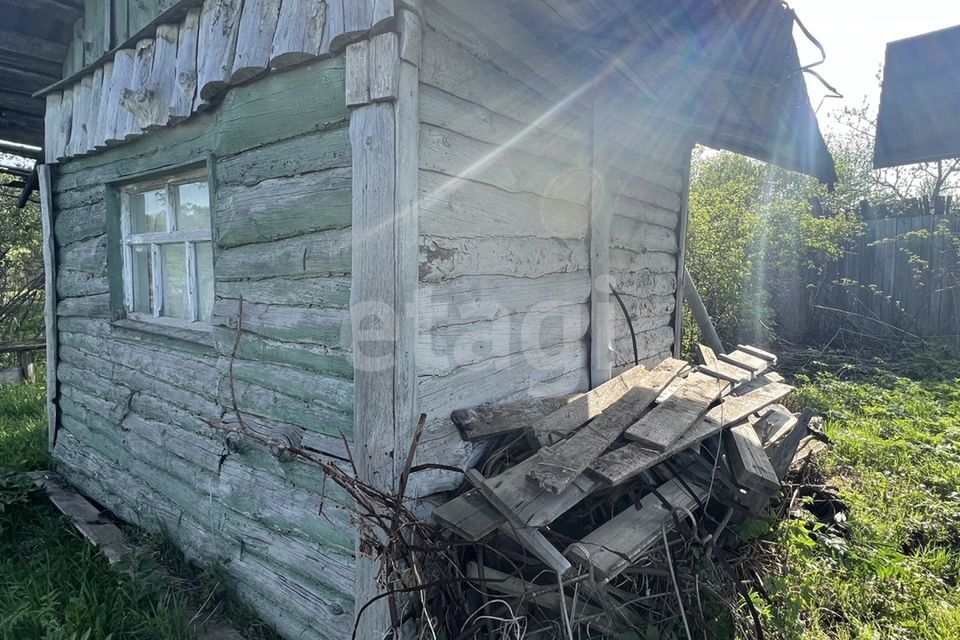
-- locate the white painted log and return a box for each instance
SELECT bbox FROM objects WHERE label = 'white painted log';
[145,23,179,130]
[44,93,62,163]
[56,87,73,160]
[345,40,369,107]
[231,0,282,83]
[85,68,103,152]
[419,236,588,282]
[121,38,155,135]
[195,0,243,106]
[268,0,325,69]
[94,60,114,149]
[173,8,200,121]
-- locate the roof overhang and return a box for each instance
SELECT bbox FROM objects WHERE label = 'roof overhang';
[0,0,81,147]
[875,25,960,169]
[499,0,836,184]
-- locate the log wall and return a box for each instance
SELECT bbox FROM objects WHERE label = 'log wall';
[51,55,355,640]
[412,0,691,494]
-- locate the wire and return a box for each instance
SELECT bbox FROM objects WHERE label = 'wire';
[609,284,639,366]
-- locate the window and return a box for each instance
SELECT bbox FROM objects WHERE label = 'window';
[120,171,214,324]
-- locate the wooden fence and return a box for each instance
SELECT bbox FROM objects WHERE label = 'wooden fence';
[807,199,959,340]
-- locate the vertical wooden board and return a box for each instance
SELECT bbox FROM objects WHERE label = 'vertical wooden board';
[369,32,399,102]
[83,0,102,66]
[113,0,130,46]
[86,68,104,152]
[270,0,326,69]
[44,93,62,164]
[350,100,398,640]
[95,61,116,149]
[38,165,59,452]
[882,217,897,325]
[321,0,345,53]
[173,8,200,121]
[146,23,179,130]
[944,215,960,335]
[590,101,613,387]
[121,38,155,135]
[342,0,372,42]
[195,0,243,105]
[395,57,420,471]
[56,87,74,161]
[673,149,692,357]
[108,49,136,143]
[231,0,282,83]
[345,40,370,106]
[70,77,91,157]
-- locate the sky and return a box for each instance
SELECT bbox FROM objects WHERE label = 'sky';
[790,0,960,129]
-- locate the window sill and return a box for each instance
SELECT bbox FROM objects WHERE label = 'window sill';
[113,314,215,348]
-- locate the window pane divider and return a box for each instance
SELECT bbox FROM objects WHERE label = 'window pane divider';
[150,243,163,317]
[124,229,211,245]
[186,242,198,323]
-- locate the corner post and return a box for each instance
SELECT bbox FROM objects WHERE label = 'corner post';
[347,2,421,635]
[38,164,59,452]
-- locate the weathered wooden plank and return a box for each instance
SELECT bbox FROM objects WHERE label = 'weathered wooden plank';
[725,423,780,496]
[231,0,282,83]
[44,93,62,163]
[718,349,769,374]
[566,477,707,580]
[195,0,242,105]
[451,396,572,442]
[737,344,777,363]
[216,275,351,309]
[528,358,687,494]
[120,38,153,137]
[269,0,326,69]
[590,380,794,486]
[84,67,104,152]
[142,22,178,130]
[56,87,74,160]
[39,165,59,451]
[765,409,815,479]
[59,235,107,274]
[57,293,111,318]
[466,470,572,576]
[753,405,796,445]
[525,362,649,446]
[610,215,678,254]
[105,50,135,144]
[58,269,109,298]
[624,371,729,451]
[172,7,200,120]
[215,168,352,247]
[68,75,91,157]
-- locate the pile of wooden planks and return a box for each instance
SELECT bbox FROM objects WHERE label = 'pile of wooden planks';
[434,345,819,634]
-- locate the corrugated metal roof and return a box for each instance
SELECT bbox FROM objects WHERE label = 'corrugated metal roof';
[875,24,960,168]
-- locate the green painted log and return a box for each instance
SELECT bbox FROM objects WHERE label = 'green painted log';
[212,327,353,379]
[215,168,351,247]
[216,121,350,187]
[212,298,350,347]
[57,269,109,298]
[216,275,351,309]
[55,204,106,247]
[215,227,351,280]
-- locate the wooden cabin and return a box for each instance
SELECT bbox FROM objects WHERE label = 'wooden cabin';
[1,0,834,637]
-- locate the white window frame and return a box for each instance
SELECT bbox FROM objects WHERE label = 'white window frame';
[119,168,212,325]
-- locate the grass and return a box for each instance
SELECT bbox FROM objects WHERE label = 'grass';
[0,377,278,640]
[745,355,960,640]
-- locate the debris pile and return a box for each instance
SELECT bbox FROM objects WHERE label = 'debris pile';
[433,345,824,637]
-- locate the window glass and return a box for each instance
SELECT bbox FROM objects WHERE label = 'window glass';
[122,171,213,325]
[161,244,188,320]
[196,242,214,323]
[129,188,167,233]
[177,182,210,232]
[131,245,152,314]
